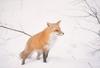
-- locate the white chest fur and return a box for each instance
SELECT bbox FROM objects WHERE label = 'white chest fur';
[47,32,58,49]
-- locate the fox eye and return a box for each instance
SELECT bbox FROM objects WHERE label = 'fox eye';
[55,29,59,32]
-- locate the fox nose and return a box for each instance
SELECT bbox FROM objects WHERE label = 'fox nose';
[61,32,64,35]
[59,31,64,36]
[62,32,64,35]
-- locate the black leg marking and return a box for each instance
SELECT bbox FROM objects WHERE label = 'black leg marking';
[21,59,25,65]
[46,50,49,59]
[43,51,47,63]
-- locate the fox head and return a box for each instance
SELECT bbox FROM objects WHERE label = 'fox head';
[47,20,64,36]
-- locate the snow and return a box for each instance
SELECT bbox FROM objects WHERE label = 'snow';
[0,0,100,68]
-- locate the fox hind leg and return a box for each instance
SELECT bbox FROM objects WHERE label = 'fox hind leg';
[20,50,32,65]
[22,59,25,65]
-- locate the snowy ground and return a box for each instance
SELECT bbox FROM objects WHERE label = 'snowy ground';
[0,0,100,68]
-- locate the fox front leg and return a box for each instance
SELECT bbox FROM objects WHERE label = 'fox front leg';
[43,51,47,63]
[43,50,49,63]
[45,50,49,59]
[36,52,42,60]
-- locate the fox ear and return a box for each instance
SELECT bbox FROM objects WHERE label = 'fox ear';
[47,22,51,27]
[57,20,61,24]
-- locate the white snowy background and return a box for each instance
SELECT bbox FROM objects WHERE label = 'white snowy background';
[0,0,100,68]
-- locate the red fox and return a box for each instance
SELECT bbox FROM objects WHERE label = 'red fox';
[20,20,64,65]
